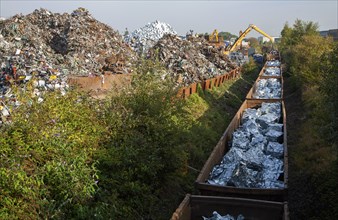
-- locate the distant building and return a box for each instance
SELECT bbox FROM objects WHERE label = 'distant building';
[320,29,338,41]
[320,30,329,37]
[258,36,271,43]
[328,29,338,41]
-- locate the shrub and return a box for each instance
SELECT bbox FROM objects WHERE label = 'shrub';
[0,89,105,219]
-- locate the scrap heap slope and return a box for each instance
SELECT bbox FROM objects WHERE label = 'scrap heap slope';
[148,34,237,86]
[0,7,137,77]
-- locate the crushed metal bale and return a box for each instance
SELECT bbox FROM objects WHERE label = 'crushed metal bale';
[203,211,244,220]
[207,102,285,189]
[253,78,282,99]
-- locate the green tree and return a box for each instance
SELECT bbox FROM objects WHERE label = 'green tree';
[289,35,333,84]
[280,19,319,49]
[280,19,337,219]
[247,37,261,53]
[219,31,238,40]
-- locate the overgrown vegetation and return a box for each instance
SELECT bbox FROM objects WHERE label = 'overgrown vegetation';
[280,19,338,219]
[0,89,105,219]
[0,58,259,219]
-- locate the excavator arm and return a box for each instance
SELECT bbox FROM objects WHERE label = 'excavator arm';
[224,24,273,55]
[251,25,274,42]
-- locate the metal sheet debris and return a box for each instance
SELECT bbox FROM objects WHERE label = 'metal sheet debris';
[207,102,284,189]
[203,211,244,220]
[124,20,177,53]
[263,67,281,76]
[266,60,281,67]
[253,78,282,99]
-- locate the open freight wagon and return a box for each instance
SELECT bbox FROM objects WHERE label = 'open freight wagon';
[195,100,288,201]
[171,194,289,220]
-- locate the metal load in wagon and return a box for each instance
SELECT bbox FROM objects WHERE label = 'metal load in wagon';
[253,78,282,99]
[266,60,281,67]
[263,67,281,76]
[171,194,289,220]
[203,211,244,220]
[207,102,284,189]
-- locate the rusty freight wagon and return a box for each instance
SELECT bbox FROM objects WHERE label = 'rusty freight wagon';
[171,194,289,220]
[195,100,288,201]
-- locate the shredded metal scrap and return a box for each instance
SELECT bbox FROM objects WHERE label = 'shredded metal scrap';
[203,211,244,220]
[207,102,284,189]
[0,8,138,124]
[0,8,136,76]
[149,34,237,86]
[253,78,282,99]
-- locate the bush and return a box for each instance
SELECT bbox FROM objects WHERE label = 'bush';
[92,59,190,219]
[0,89,105,219]
[0,58,260,219]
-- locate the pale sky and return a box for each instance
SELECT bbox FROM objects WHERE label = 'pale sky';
[0,0,337,38]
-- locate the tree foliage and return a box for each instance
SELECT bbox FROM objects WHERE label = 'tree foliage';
[247,37,261,53]
[280,19,338,219]
[280,19,319,49]
[218,31,238,40]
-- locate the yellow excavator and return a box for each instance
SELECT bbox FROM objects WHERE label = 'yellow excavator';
[209,29,219,42]
[224,24,274,55]
[208,29,224,47]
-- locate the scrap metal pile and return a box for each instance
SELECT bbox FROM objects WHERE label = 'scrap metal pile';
[263,67,281,76]
[253,78,282,99]
[207,102,285,189]
[1,8,238,122]
[0,8,138,124]
[0,7,136,77]
[149,34,237,86]
[124,20,177,53]
[203,211,244,220]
